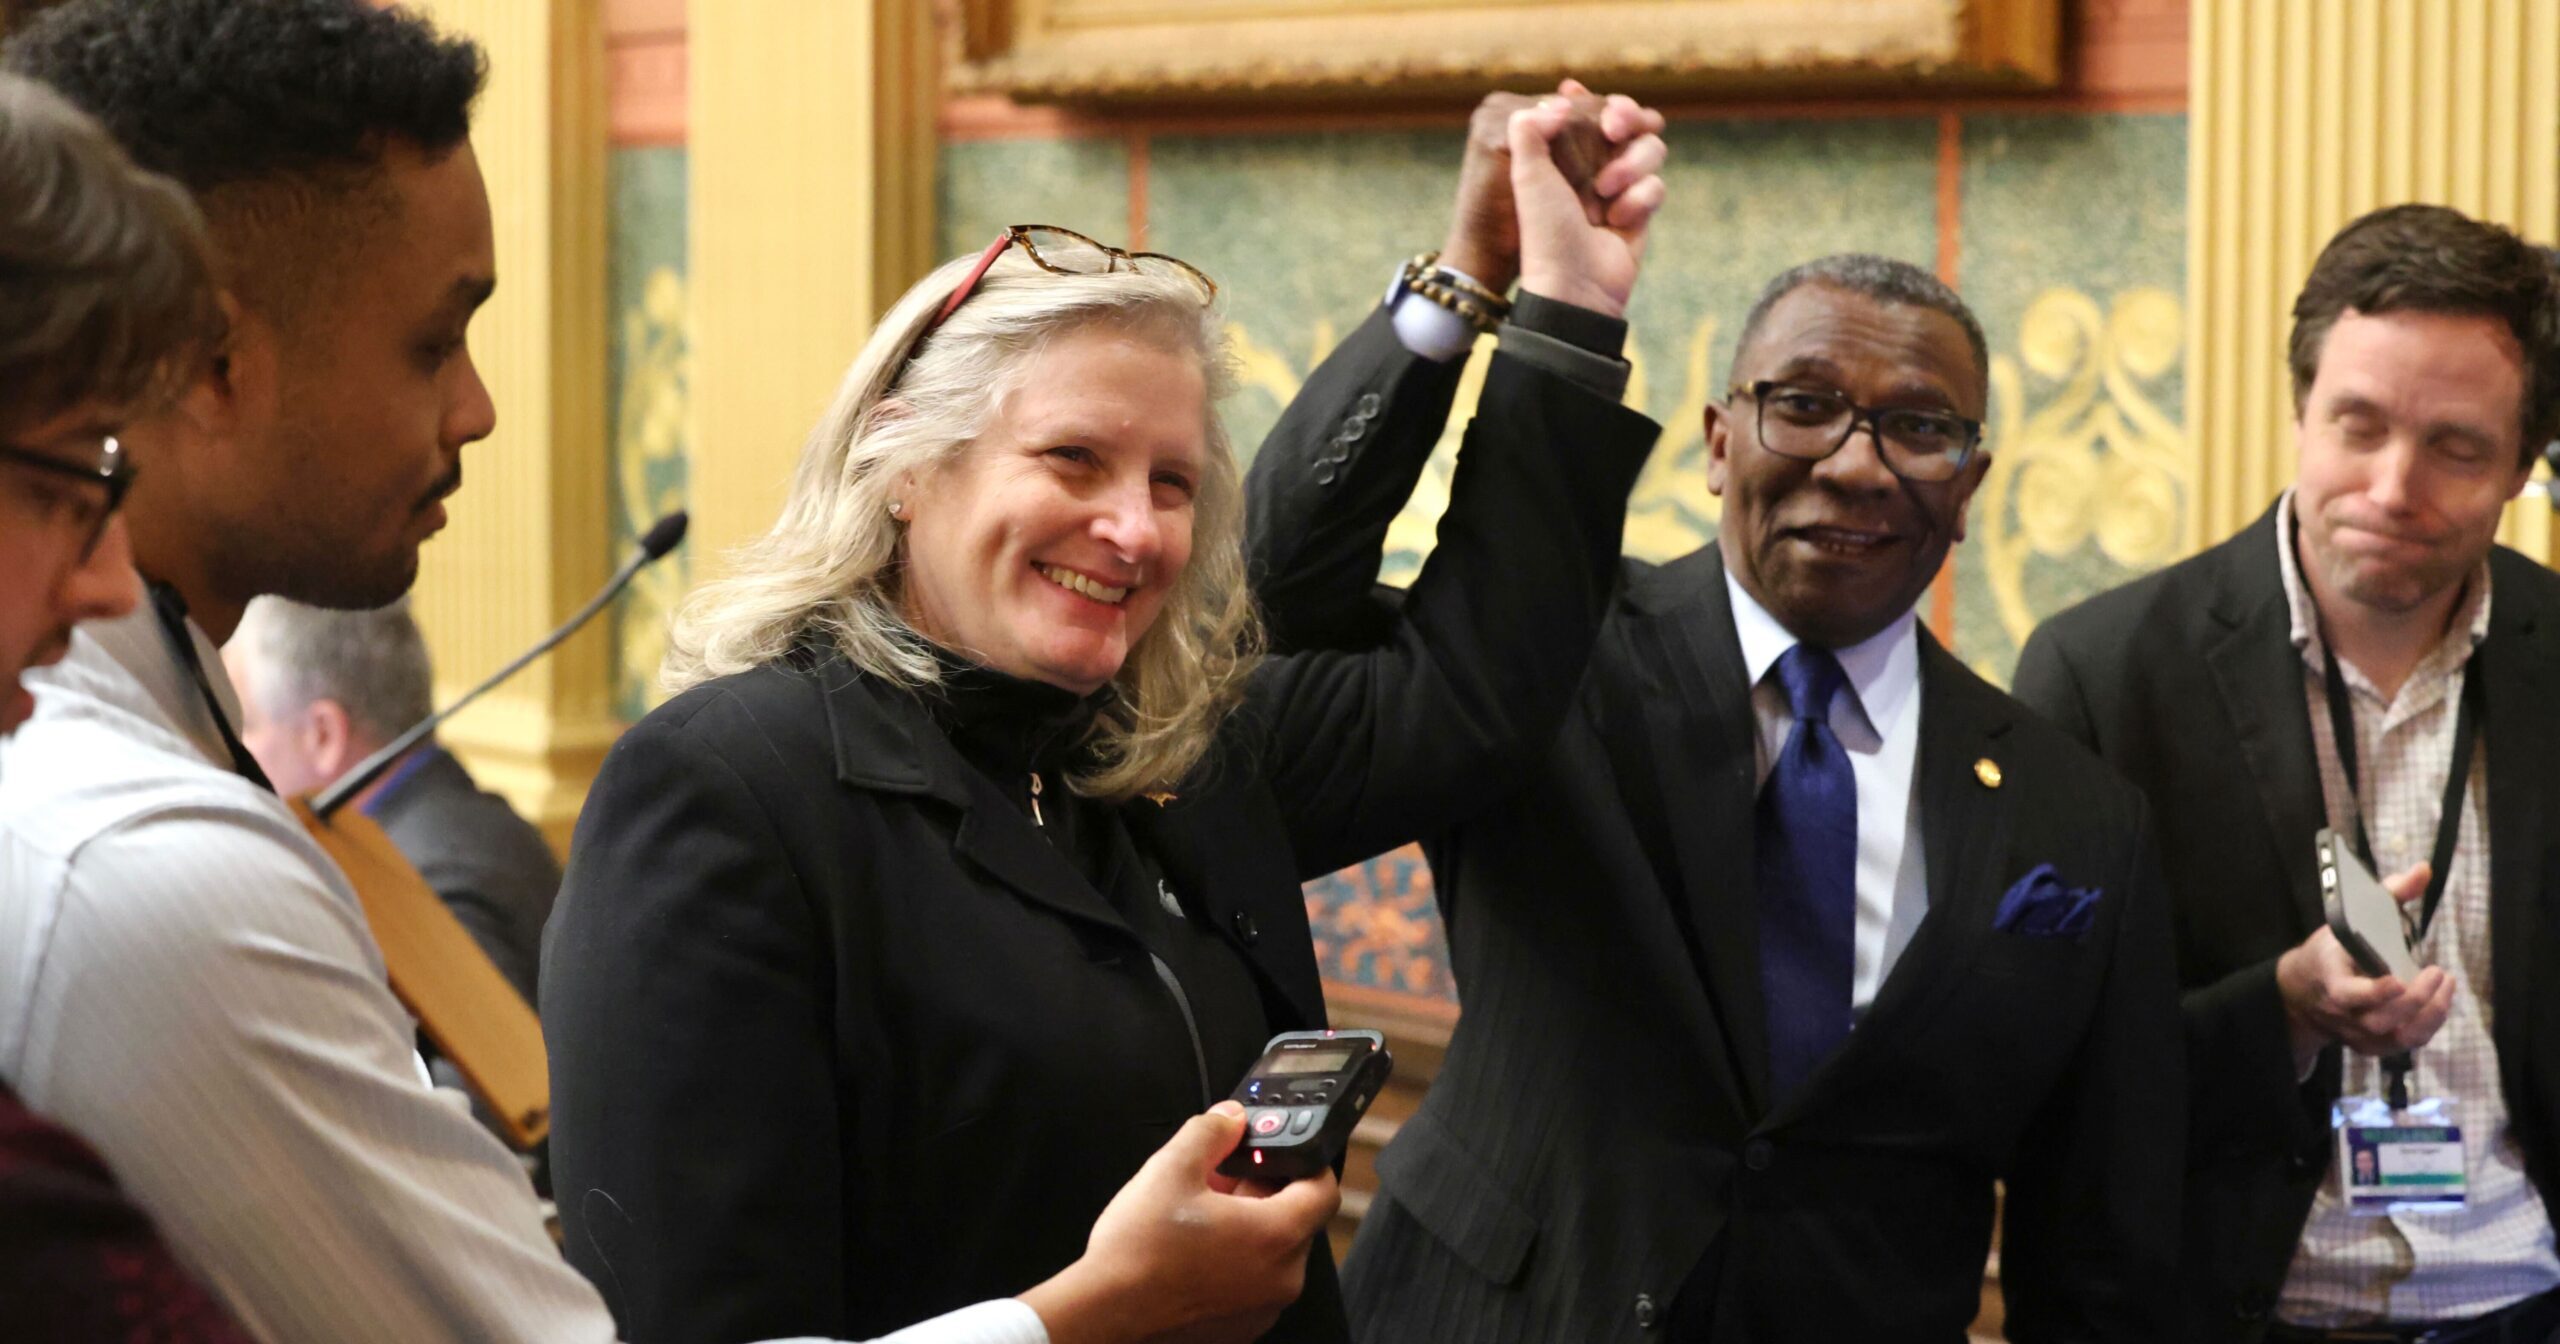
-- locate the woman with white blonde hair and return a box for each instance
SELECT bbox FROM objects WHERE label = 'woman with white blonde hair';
[546,95,1667,1344]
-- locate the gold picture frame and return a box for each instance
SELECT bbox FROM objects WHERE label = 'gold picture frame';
[947,0,2063,103]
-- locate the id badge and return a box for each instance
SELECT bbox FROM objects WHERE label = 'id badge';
[2334,1094,2468,1214]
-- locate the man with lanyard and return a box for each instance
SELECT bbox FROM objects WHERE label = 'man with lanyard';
[2017,203,2560,1343]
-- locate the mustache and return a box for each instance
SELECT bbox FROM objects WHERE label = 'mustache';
[419,465,463,511]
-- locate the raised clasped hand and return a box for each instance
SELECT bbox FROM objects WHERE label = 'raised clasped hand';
[1507,79,1668,320]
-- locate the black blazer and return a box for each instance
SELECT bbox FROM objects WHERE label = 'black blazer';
[1247,337,2184,1344]
[540,339,1656,1344]
[2013,500,2560,1343]
[371,745,560,1003]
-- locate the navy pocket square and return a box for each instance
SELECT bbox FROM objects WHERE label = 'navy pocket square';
[1993,863,2102,939]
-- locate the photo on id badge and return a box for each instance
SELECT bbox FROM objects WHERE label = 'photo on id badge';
[2319,830,2467,1216]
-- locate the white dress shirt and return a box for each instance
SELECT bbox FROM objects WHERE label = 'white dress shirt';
[2270,492,2560,1326]
[0,604,1044,1344]
[1724,572,1929,1013]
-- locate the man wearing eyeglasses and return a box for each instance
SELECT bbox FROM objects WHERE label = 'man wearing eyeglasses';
[2,433,135,734]
[1249,254,2181,1341]
[0,68,258,1343]
[0,56,209,734]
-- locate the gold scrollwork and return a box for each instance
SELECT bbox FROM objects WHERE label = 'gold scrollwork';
[1973,284,2188,652]
[615,266,690,715]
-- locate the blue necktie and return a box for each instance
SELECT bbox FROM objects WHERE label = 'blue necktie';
[1756,642,1857,1101]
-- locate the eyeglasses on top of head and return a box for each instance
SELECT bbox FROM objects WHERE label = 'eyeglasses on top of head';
[1731,380,1983,483]
[932,224,1216,327]
[1,434,134,563]
[888,226,1219,393]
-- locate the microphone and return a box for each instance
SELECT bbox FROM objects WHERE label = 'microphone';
[312,511,690,820]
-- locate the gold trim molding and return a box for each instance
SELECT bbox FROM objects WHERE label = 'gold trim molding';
[947,0,2062,102]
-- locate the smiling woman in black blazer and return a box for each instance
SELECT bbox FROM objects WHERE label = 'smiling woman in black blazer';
[542,100,1665,1344]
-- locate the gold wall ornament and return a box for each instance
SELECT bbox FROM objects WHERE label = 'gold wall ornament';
[615,266,690,716]
[1972,284,2190,653]
[945,0,2062,103]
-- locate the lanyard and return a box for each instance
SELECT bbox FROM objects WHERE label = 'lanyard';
[2316,639,2481,1108]
[145,580,275,793]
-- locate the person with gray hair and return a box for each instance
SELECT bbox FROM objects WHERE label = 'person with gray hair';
[1248,250,2182,1341]
[223,595,557,1003]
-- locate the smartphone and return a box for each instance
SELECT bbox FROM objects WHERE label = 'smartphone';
[2317,827,2419,982]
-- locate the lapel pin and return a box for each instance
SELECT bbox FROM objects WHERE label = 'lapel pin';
[1143,790,1178,807]
[1974,757,2003,789]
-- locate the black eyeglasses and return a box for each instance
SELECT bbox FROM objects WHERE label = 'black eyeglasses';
[1733,381,1983,483]
[1,434,135,562]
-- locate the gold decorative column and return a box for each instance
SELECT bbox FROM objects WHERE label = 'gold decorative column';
[688,0,938,583]
[2188,0,2560,561]
[405,0,613,849]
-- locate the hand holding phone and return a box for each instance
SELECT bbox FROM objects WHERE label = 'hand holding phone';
[2317,828,2420,982]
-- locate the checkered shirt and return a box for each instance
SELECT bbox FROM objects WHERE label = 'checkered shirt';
[2274,493,2560,1326]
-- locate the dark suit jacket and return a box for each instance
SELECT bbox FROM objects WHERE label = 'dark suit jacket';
[540,341,1656,1344]
[371,744,560,1003]
[2013,500,2560,1343]
[1248,329,2184,1344]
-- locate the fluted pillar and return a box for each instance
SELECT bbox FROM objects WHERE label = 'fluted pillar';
[687,0,939,584]
[2187,0,2560,560]
[404,0,613,848]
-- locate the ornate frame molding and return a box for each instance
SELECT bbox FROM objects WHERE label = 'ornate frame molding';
[947,0,2062,102]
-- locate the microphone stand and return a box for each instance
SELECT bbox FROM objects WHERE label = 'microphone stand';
[294,511,687,1149]
[314,511,688,819]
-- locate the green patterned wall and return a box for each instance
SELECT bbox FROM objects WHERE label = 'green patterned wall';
[945,112,2189,1008]
[611,113,2189,1007]
[609,146,690,721]
[1951,114,2187,679]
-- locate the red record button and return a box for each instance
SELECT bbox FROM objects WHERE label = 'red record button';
[1251,1110,1287,1136]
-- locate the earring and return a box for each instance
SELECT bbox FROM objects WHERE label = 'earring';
[888,500,906,520]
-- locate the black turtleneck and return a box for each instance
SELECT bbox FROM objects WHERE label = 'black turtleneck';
[926,657,1116,887]
[920,655,1272,1106]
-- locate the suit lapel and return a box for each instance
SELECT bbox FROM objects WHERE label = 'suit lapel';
[819,657,1133,938]
[2483,554,2548,1105]
[1124,797,1328,1030]
[1878,635,2015,1025]
[1629,549,1773,1119]
[949,780,1134,937]
[2204,505,2327,935]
